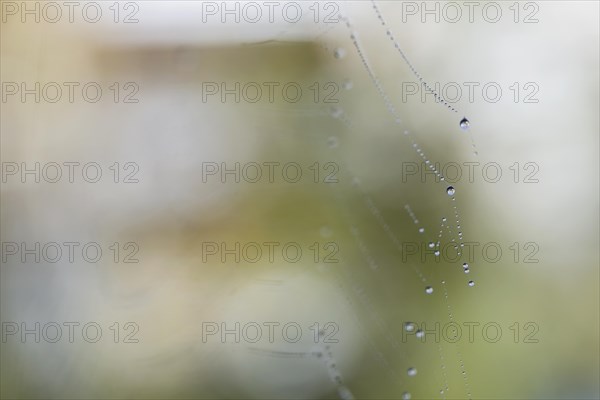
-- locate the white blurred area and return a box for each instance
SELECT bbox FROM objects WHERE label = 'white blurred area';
[1,1,599,399]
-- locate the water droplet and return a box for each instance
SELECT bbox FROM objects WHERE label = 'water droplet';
[464,268,470,274]
[330,106,344,119]
[407,367,417,376]
[404,322,415,332]
[463,262,469,269]
[338,386,354,400]
[416,329,424,338]
[428,242,435,248]
[320,226,332,238]
[460,117,470,130]
[418,227,424,233]
[334,47,346,59]
[327,136,339,148]
[434,250,440,256]
[468,280,475,287]
[401,392,411,400]
[442,217,447,222]
[425,286,433,294]
[342,79,353,90]
[446,186,455,196]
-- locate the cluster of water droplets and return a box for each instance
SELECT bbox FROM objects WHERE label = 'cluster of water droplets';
[436,185,474,288]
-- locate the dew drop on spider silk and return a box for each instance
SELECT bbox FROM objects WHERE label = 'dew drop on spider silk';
[447,186,456,196]
[404,322,415,332]
[468,280,475,287]
[320,226,333,237]
[407,367,417,377]
[330,106,344,119]
[338,386,354,400]
[401,392,412,400]
[327,136,339,148]
[425,286,433,294]
[334,47,346,59]
[460,117,470,130]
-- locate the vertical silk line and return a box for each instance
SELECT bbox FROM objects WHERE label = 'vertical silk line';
[370,0,459,115]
